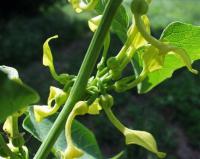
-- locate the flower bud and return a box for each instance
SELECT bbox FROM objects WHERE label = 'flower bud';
[131,0,149,15]
[74,101,88,115]
[99,94,114,109]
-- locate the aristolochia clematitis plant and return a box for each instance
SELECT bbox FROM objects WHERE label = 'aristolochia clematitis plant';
[0,0,200,159]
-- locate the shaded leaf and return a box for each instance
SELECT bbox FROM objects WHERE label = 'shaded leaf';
[0,67,39,123]
[23,108,102,159]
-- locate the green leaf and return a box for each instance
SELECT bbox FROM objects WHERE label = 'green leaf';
[0,66,39,123]
[96,1,129,42]
[133,22,200,93]
[111,5,129,42]
[23,108,102,159]
[124,129,166,158]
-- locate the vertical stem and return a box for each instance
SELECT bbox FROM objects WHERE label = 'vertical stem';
[34,0,123,158]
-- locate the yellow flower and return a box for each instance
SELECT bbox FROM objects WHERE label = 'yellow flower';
[129,15,150,49]
[43,35,69,84]
[68,0,98,13]
[34,86,68,122]
[88,15,102,32]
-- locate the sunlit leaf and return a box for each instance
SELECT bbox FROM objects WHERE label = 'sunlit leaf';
[133,22,200,93]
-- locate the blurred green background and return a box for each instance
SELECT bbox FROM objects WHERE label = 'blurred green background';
[0,0,200,159]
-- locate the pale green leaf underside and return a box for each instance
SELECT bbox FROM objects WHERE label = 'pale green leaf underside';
[23,108,102,159]
[135,22,200,93]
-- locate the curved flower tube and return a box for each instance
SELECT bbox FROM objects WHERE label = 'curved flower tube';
[106,15,150,80]
[34,86,68,122]
[43,35,70,85]
[62,98,104,159]
[133,11,198,74]
[100,94,166,158]
[62,101,88,159]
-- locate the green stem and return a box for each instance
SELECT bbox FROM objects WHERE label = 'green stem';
[97,34,110,76]
[0,133,18,158]
[125,71,147,90]
[103,107,125,134]
[34,0,122,158]
[65,110,76,146]
[101,33,111,64]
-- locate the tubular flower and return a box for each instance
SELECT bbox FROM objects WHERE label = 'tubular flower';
[34,86,68,122]
[62,98,104,159]
[107,15,150,80]
[100,94,166,158]
[43,35,70,84]
[116,15,150,62]
[118,1,198,92]
[68,0,98,13]
[62,101,88,159]
[128,15,150,50]
[132,5,198,75]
